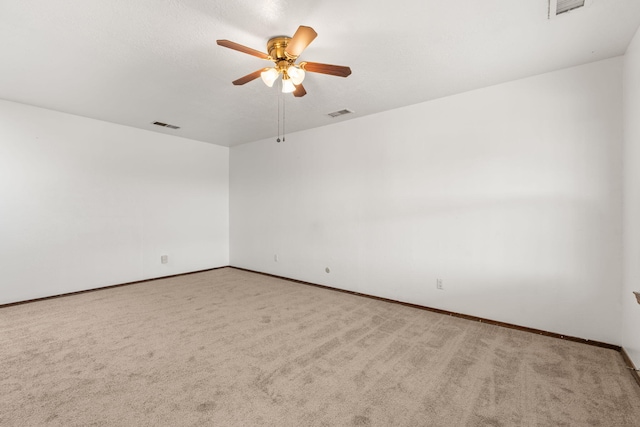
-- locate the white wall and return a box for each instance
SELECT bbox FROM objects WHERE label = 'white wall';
[623,27,640,365]
[0,99,229,304]
[231,57,624,344]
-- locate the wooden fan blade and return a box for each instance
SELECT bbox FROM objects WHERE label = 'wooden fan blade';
[232,69,267,86]
[217,40,269,60]
[293,84,307,97]
[300,61,352,77]
[285,26,318,57]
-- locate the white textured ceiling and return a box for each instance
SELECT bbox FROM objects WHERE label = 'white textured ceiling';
[1,0,639,147]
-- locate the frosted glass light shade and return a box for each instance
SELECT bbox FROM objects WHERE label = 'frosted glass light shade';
[287,66,305,85]
[281,78,296,93]
[261,68,280,87]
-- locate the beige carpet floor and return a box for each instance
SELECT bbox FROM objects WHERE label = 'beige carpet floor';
[1,267,639,426]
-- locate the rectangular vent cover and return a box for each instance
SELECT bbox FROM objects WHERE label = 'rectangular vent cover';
[555,0,585,15]
[152,121,180,130]
[327,109,354,118]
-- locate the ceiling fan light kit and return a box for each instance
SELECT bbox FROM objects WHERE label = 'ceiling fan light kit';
[217,26,352,97]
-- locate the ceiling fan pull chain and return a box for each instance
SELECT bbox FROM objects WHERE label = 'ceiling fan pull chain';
[283,95,286,142]
[276,91,281,143]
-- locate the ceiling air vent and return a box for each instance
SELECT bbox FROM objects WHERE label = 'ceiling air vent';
[327,109,354,118]
[552,0,585,16]
[152,121,180,130]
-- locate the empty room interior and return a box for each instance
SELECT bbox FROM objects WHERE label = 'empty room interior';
[3,0,640,425]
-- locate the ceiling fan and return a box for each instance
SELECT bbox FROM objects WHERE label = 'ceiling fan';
[216,26,352,98]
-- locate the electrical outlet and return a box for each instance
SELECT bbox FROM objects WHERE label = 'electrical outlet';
[436,279,443,290]
[161,255,168,264]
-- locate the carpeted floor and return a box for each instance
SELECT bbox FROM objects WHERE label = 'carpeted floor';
[1,267,639,426]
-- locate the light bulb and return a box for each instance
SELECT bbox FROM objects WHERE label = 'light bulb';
[282,77,296,93]
[261,68,280,87]
[287,66,305,85]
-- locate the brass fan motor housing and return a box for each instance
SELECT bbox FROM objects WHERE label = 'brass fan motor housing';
[267,36,297,63]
